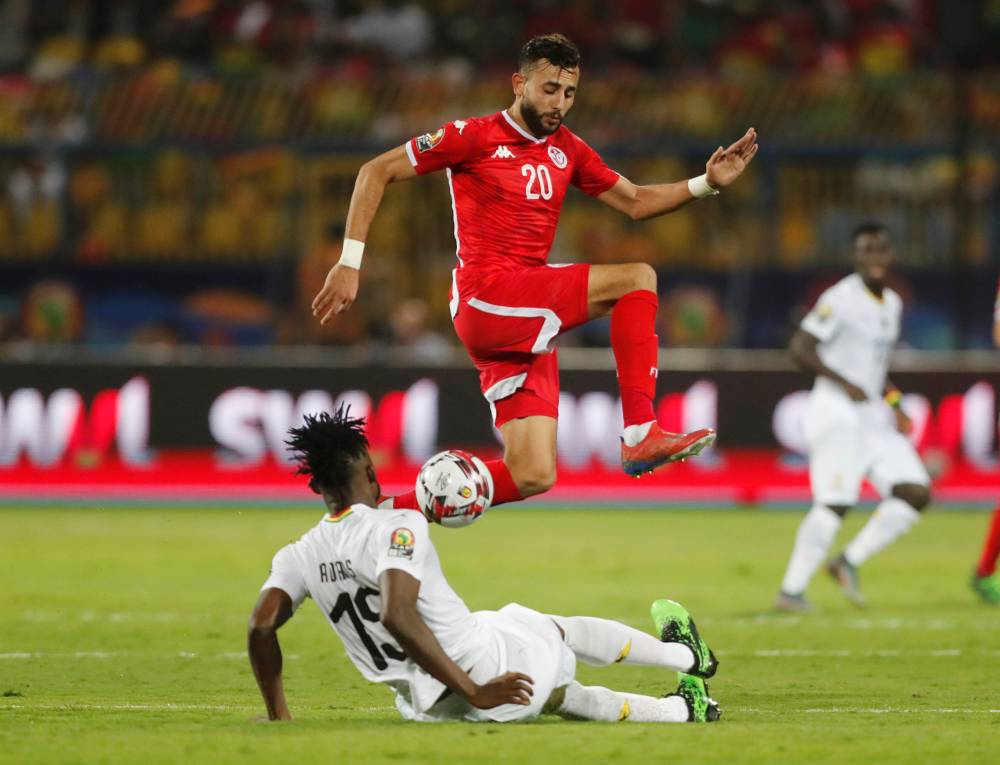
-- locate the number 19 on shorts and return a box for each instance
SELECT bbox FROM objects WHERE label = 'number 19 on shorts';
[522,164,553,200]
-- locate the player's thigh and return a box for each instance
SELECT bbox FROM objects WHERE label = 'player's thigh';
[454,265,590,356]
[867,428,930,499]
[807,411,867,506]
[466,604,576,723]
[586,262,657,317]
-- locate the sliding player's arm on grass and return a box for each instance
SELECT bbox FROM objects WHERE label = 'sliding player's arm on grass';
[378,568,533,710]
[312,146,418,323]
[248,587,295,721]
[789,328,867,402]
[595,128,758,220]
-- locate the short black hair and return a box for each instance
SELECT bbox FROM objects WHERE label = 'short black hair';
[519,33,580,73]
[285,405,368,494]
[851,221,888,244]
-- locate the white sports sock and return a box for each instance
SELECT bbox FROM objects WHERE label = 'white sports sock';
[843,498,920,567]
[780,505,842,595]
[551,615,695,672]
[622,420,654,447]
[556,682,689,722]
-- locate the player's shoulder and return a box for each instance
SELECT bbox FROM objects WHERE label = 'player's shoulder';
[552,124,597,155]
[883,286,903,311]
[358,504,429,533]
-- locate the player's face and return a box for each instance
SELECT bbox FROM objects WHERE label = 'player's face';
[853,231,894,288]
[516,60,578,136]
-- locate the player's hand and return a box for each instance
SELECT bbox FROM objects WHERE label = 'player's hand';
[465,672,534,709]
[894,408,913,435]
[705,128,759,188]
[312,264,360,324]
[842,382,868,402]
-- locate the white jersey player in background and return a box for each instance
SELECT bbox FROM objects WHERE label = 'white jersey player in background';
[248,407,722,723]
[775,222,932,612]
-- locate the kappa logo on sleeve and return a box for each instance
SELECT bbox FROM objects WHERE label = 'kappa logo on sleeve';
[416,128,445,153]
[388,527,416,559]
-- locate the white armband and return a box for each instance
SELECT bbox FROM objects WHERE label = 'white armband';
[687,174,720,199]
[339,239,365,270]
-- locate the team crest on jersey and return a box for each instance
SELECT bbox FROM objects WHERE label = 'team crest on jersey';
[816,303,833,321]
[388,527,415,559]
[416,128,445,153]
[547,145,568,169]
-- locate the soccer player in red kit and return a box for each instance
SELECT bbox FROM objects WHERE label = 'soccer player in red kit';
[970,277,1000,605]
[312,34,759,510]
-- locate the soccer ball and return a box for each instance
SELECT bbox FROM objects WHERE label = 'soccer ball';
[415,450,494,528]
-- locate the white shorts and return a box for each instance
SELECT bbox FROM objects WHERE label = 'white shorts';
[397,603,576,723]
[805,391,930,506]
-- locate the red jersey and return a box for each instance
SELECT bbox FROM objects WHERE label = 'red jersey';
[405,110,620,271]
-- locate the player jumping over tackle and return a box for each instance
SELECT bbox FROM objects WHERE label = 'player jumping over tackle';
[311,33,758,510]
[248,407,721,723]
[776,222,932,612]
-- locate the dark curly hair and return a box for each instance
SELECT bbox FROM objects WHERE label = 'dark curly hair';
[284,405,368,494]
[519,33,580,73]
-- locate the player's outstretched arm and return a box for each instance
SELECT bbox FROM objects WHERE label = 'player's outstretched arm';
[379,569,534,710]
[790,328,867,402]
[312,146,418,324]
[248,587,295,721]
[596,128,758,221]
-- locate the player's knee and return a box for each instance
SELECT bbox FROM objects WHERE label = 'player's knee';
[629,262,657,293]
[825,505,851,518]
[509,462,556,497]
[893,484,930,511]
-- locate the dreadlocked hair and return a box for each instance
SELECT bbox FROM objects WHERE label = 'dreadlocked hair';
[284,405,369,494]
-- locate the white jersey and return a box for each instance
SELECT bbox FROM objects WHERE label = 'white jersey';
[261,504,492,713]
[800,273,902,402]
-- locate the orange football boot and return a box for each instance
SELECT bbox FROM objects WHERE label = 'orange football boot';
[621,423,717,477]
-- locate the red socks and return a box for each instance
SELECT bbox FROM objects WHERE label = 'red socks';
[976,503,1000,577]
[611,289,659,428]
[386,459,523,511]
[483,459,523,506]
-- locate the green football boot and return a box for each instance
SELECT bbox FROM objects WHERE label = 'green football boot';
[651,598,718,678]
[970,571,1000,605]
[666,673,721,722]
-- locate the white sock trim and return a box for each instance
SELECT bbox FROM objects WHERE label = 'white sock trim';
[622,421,655,448]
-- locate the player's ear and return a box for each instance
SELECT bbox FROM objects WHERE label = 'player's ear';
[512,71,526,97]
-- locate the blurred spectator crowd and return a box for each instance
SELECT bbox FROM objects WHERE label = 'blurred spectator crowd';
[0,1,999,354]
[1,0,999,76]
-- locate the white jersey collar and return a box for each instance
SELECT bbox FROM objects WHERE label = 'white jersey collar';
[502,109,546,144]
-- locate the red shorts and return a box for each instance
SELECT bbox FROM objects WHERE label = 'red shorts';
[450,263,591,427]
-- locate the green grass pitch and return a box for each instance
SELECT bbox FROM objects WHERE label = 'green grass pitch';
[1,504,998,764]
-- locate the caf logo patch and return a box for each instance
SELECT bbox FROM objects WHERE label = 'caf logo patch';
[547,145,568,169]
[388,527,415,559]
[459,486,472,499]
[416,128,445,153]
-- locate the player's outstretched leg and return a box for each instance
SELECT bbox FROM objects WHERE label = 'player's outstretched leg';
[382,457,524,511]
[550,615,699,673]
[553,680,720,723]
[589,264,716,477]
[650,599,718,678]
[971,502,1000,605]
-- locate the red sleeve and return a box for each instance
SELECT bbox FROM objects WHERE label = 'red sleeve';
[405,119,481,175]
[570,134,620,197]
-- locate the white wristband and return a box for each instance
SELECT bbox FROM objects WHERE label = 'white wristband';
[688,174,720,199]
[339,239,364,270]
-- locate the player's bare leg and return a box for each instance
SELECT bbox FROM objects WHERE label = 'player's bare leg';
[587,263,716,476]
[499,415,558,497]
